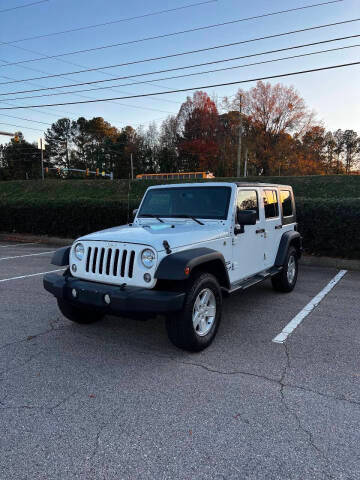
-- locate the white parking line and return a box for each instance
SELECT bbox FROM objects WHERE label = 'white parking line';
[0,268,65,282]
[272,269,348,344]
[0,251,55,261]
[0,242,39,248]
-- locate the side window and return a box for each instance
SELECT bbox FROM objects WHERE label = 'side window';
[280,190,293,217]
[263,190,279,219]
[237,190,259,219]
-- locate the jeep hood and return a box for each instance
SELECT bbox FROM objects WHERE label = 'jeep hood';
[78,222,227,251]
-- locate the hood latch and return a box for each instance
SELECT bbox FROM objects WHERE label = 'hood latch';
[163,240,172,254]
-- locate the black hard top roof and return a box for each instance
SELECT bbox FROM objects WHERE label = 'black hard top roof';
[235,182,292,188]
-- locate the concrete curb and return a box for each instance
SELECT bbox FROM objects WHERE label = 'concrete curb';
[299,255,360,271]
[0,233,72,247]
[1,233,359,271]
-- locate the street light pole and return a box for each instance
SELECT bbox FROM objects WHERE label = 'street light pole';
[0,131,15,137]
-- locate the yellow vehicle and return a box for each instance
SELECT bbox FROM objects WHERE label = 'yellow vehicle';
[136,172,215,180]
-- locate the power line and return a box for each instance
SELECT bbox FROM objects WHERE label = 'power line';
[0,113,50,125]
[2,34,359,96]
[4,42,360,102]
[0,121,44,132]
[0,3,346,129]
[3,40,181,106]
[0,4,348,116]
[1,61,359,110]
[0,23,182,111]
[0,2,207,106]
[0,0,48,14]
[1,18,357,87]
[0,101,171,132]
[0,4,350,69]
[1,99,79,121]
[0,70,90,119]
[0,0,218,45]
[0,61,177,114]
[0,1,347,137]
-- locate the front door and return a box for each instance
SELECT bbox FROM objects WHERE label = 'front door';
[230,188,266,283]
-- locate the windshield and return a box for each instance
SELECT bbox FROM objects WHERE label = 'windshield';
[138,186,231,220]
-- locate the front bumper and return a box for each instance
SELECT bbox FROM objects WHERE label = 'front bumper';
[43,273,185,316]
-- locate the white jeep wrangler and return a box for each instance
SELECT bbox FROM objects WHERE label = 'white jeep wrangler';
[44,182,302,351]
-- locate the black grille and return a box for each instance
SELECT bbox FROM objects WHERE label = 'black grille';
[85,246,136,278]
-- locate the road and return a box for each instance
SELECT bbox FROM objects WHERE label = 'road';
[0,241,359,480]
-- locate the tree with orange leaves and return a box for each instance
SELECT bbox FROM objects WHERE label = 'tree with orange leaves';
[226,81,314,175]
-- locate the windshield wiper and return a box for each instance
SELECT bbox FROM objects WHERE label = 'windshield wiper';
[138,213,164,223]
[172,214,204,225]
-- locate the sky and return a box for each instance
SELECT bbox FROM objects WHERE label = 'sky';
[0,0,359,143]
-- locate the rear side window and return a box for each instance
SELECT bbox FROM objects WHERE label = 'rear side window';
[263,190,279,219]
[280,190,293,217]
[237,190,259,219]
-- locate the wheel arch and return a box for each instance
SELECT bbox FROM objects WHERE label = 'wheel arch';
[51,246,71,266]
[155,247,230,290]
[275,231,302,267]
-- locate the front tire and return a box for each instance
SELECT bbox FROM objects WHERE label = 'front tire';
[57,299,104,324]
[166,273,222,352]
[271,246,299,293]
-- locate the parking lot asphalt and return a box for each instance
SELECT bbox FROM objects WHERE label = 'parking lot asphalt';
[0,241,359,480]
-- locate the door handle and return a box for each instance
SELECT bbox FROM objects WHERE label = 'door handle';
[275,225,283,230]
[256,229,265,234]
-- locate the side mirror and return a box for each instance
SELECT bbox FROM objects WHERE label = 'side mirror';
[237,209,257,226]
[235,209,257,233]
[133,208,138,218]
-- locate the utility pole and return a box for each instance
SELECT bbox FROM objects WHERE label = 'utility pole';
[41,146,44,180]
[244,146,248,177]
[236,94,243,178]
[130,153,134,180]
[38,137,45,180]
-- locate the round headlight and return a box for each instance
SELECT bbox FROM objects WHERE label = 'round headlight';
[141,249,155,269]
[74,243,85,261]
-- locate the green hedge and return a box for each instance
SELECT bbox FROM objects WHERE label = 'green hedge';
[1,197,359,259]
[296,198,360,259]
[0,200,138,239]
[1,175,360,203]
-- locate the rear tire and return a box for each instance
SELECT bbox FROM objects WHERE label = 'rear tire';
[57,299,104,324]
[271,246,298,293]
[166,273,222,352]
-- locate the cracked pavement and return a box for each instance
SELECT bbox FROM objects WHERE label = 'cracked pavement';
[0,241,359,479]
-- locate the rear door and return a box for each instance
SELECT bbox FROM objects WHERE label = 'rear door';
[262,188,283,268]
[279,188,297,232]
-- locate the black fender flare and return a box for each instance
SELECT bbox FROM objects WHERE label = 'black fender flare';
[155,247,230,289]
[275,231,302,267]
[51,246,71,266]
